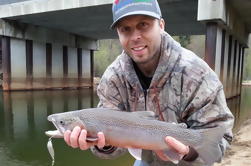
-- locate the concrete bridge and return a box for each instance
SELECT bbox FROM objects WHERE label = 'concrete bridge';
[0,0,250,99]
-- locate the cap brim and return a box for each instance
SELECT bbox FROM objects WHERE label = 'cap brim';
[110,11,161,29]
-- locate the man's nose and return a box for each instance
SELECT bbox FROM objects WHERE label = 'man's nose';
[131,29,142,41]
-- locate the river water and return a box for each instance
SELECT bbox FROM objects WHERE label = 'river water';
[0,87,250,166]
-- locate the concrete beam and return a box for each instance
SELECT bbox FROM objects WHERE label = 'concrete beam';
[198,0,227,23]
[198,0,249,46]
[0,0,31,6]
[1,36,11,91]
[0,0,113,18]
[0,19,98,50]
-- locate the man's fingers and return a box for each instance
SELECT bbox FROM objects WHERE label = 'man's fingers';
[165,136,189,155]
[70,126,81,148]
[97,132,105,149]
[78,129,90,150]
[158,136,189,162]
[64,130,71,146]
[64,127,106,151]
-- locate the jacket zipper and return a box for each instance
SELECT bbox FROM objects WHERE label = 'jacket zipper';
[143,89,147,111]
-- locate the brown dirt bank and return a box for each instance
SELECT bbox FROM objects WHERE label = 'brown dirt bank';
[214,119,251,166]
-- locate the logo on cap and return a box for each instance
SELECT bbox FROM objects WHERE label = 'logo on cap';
[114,0,152,10]
[114,0,120,4]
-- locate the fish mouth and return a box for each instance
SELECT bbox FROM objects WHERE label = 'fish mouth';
[47,115,66,135]
[47,115,53,122]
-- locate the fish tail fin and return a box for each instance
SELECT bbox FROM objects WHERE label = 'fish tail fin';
[195,126,225,166]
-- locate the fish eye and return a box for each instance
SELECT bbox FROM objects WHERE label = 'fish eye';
[59,121,65,125]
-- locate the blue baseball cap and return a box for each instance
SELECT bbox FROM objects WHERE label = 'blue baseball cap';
[111,0,162,29]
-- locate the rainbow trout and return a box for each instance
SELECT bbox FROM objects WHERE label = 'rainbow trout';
[45,108,224,165]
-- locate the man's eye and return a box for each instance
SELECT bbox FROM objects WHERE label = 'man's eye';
[139,22,149,28]
[120,26,130,32]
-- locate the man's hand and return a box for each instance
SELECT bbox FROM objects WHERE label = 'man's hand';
[64,126,105,150]
[154,136,189,161]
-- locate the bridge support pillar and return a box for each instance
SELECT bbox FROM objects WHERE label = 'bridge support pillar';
[0,20,97,91]
[198,0,249,99]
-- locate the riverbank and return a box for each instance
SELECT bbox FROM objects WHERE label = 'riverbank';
[242,80,251,86]
[214,119,251,166]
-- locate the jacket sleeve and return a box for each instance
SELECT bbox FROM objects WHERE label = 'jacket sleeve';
[90,69,128,159]
[180,71,234,165]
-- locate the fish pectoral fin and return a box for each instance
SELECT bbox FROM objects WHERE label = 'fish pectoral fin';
[128,148,142,160]
[163,149,182,164]
[132,111,156,120]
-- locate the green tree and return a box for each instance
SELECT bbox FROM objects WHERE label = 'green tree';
[94,39,122,77]
[178,35,191,48]
[243,44,251,80]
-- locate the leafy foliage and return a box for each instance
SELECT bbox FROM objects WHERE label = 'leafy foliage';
[243,43,251,80]
[94,39,122,77]
[178,35,191,48]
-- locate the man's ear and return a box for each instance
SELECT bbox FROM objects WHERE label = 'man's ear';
[159,18,165,31]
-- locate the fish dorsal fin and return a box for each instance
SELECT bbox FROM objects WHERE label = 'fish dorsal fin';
[128,148,142,160]
[178,123,187,128]
[132,111,156,120]
[170,122,187,129]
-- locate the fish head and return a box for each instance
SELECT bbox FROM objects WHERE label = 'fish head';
[47,113,85,135]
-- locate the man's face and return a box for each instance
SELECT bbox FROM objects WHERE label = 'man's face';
[116,15,165,65]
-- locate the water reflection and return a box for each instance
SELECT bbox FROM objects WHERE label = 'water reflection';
[0,87,250,166]
[229,86,251,132]
[0,89,133,166]
[227,95,241,131]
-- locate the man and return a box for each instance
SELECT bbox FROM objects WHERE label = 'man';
[64,0,234,165]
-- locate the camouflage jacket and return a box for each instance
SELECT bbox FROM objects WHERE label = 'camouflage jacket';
[91,32,234,166]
